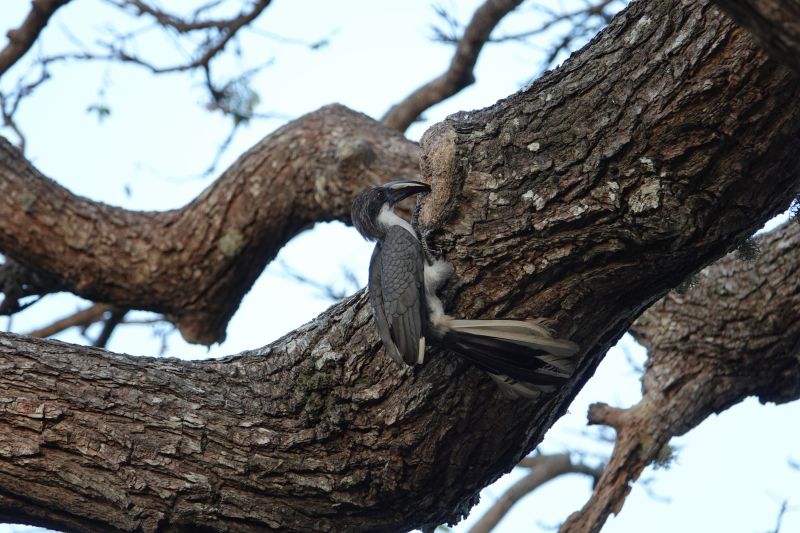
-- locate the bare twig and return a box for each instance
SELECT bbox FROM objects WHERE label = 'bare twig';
[768,500,789,533]
[109,0,272,74]
[1,0,278,153]
[26,303,111,338]
[381,0,524,133]
[382,0,624,134]
[0,0,71,78]
[92,306,128,348]
[470,452,603,533]
[275,259,362,302]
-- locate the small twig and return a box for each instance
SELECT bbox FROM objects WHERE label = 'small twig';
[469,452,604,533]
[26,303,112,338]
[768,500,789,533]
[275,259,362,302]
[92,307,128,348]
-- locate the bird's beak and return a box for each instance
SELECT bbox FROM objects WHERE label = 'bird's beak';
[384,180,431,205]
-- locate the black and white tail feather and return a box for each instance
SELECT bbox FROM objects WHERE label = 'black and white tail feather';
[424,258,579,398]
[351,180,580,399]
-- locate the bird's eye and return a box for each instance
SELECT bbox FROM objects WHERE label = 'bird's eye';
[376,190,385,199]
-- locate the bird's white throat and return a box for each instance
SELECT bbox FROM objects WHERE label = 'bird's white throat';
[377,205,416,237]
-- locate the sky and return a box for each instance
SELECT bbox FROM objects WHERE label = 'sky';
[0,1,798,532]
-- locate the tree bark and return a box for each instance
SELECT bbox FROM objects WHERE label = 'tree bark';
[561,221,800,533]
[712,0,800,73]
[0,105,420,344]
[0,0,799,531]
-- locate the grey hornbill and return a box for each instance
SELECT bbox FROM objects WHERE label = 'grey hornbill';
[351,179,580,398]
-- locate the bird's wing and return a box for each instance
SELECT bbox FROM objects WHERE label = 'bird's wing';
[368,243,405,366]
[373,226,427,366]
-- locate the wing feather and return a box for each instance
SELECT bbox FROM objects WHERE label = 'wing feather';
[379,226,427,365]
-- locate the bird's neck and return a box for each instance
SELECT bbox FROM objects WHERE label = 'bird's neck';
[377,205,417,239]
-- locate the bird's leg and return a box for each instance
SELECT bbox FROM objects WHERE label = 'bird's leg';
[419,227,441,266]
[412,193,441,265]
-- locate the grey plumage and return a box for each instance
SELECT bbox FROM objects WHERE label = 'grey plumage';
[368,225,427,365]
[352,180,580,398]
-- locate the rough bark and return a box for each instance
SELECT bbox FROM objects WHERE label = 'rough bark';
[0,105,420,344]
[712,0,800,73]
[561,221,800,533]
[0,0,799,531]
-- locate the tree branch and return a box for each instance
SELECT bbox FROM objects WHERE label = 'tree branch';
[92,306,127,348]
[712,0,800,73]
[25,303,111,338]
[381,0,524,133]
[0,0,71,78]
[561,222,800,533]
[0,104,420,344]
[469,453,602,533]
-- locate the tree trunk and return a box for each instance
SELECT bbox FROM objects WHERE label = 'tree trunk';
[0,0,799,531]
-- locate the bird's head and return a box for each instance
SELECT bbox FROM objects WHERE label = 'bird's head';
[351,180,431,240]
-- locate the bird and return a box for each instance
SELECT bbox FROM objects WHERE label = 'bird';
[350,179,580,398]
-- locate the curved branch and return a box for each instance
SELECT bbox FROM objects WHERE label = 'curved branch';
[712,0,800,73]
[0,0,71,78]
[25,303,111,338]
[561,222,800,533]
[469,453,602,533]
[381,0,524,133]
[0,104,420,344]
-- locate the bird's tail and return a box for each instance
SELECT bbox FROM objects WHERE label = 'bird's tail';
[437,318,580,399]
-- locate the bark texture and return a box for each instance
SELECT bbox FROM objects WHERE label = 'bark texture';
[0,105,420,344]
[562,221,800,533]
[0,0,799,531]
[713,0,800,73]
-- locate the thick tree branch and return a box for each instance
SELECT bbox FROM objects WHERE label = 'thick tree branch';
[469,453,602,533]
[0,104,420,344]
[1,1,800,530]
[561,222,800,533]
[381,0,524,133]
[0,0,71,78]
[712,0,800,73]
